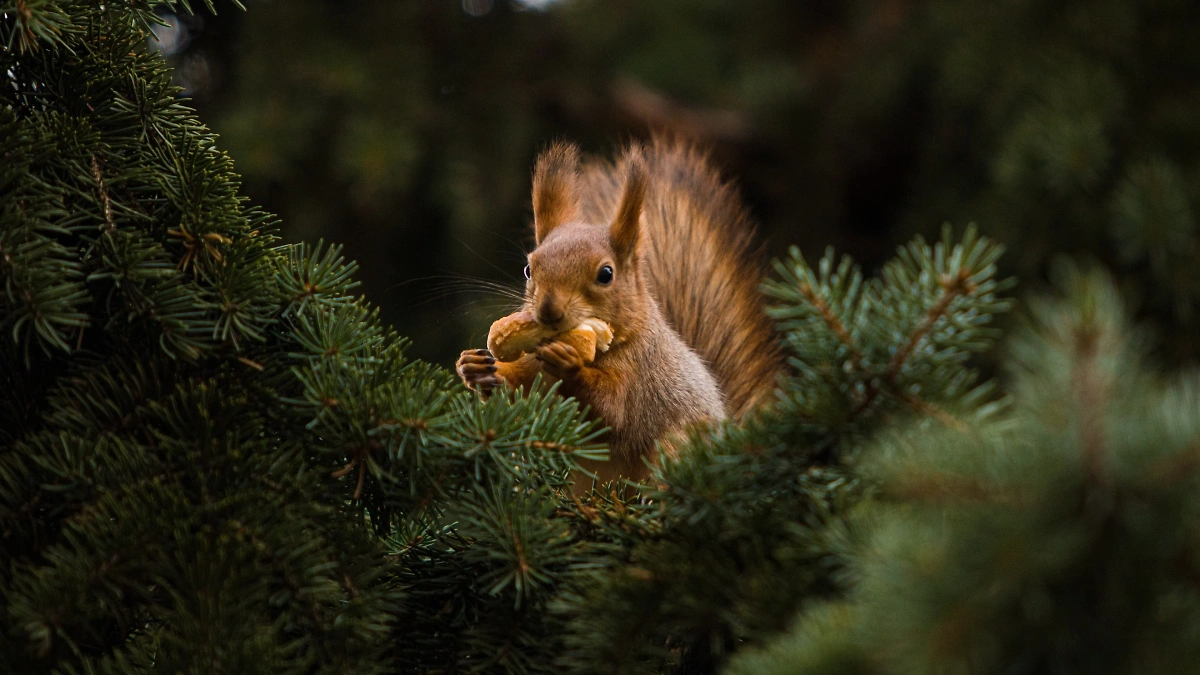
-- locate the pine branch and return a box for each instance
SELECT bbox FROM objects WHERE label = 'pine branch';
[735,263,1200,675]
[854,265,977,423]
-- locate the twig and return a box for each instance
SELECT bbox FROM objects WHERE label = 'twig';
[798,282,864,367]
[90,156,115,233]
[852,269,973,421]
[1070,325,1109,490]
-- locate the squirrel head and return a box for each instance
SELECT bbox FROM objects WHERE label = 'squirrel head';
[522,142,649,337]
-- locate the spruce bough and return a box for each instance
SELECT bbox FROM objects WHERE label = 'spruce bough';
[1,3,602,672]
[730,264,1200,675]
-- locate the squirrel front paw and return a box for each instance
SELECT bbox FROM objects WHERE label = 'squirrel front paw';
[535,340,586,379]
[457,349,500,394]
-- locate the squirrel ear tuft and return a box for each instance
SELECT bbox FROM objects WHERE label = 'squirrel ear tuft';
[610,148,647,263]
[532,142,581,244]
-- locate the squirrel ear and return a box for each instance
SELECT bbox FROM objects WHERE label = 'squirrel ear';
[609,151,648,264]
[532,142,581,244]
[610,152,647,263]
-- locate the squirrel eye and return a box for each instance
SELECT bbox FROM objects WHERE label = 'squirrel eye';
[523,265,531,280]
[596,265,614,285]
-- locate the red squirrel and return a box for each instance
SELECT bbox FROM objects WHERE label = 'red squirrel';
[457,138,781,484]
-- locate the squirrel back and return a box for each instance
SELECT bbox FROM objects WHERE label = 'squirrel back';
[575,138,781,417]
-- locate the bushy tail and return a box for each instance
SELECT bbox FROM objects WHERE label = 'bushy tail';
[578,137,782,417]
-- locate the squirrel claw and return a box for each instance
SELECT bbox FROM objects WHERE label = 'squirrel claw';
[457,349,500,394]
[535,341,585,378]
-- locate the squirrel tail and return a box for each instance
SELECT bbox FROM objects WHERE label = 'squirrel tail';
[578,137,783,417]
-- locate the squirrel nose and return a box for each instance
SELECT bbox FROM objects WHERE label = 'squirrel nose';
[537,298,564,326]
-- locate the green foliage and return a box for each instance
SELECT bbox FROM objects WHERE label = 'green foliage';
[822,0,1200,355]
[730,264,1200,675]
[0,4,614,673]
[765,226,1014,434]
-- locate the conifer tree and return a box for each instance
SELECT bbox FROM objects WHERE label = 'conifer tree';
[1,3,605,672]
[728,264,1200,675]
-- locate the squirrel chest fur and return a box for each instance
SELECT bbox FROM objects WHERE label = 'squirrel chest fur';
[457,138,781,485]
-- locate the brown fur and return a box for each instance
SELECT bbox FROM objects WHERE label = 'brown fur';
[531,142,582,244]
[576,138,783,416]
[457,137,782,484]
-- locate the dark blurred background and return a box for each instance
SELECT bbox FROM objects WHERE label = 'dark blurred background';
[158,0,1200,367]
